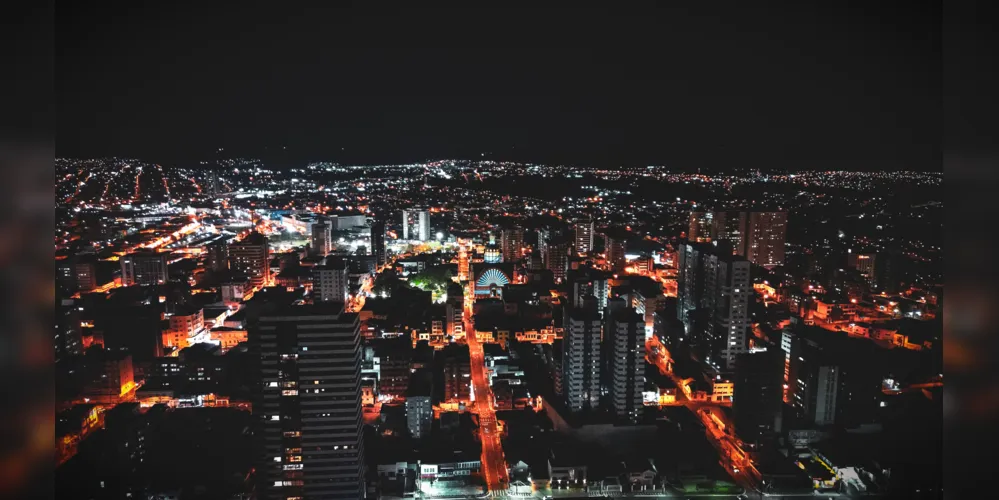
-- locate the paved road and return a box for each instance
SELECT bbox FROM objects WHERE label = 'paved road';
[466,306,510,493]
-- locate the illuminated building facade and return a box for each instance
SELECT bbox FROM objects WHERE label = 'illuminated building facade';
[250,302,364,500]
[574,219,594,255]
[603,233,626,271]
[74,258,98,291]
[562,307,602,413]
[311,220,332,257]
[500,227,524,262]
[851,252,876,287]
[229,232,270,290]
[544,238,571,283]
[370,219,386,267]
[688,211,787,268]
[402,208,431,242]
[677,241,751,370]
[405,370,433,439]
[743,211,787,269]
[484,234,501,263]
[120,251,169,286]
[313,260,349,303]
[83,350,135,405]
[442,343,471,403]
[471,263,513,299]
[687,211,716,242]
[605,308,645,423]
[457,239,470,282]
[445,282,464,339]
[566,266,608,310]
[205,240,230,272]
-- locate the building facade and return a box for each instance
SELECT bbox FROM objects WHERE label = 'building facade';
[402,209,431,242]
[120,251,169,286]
[733,348,784,447]
[229,232,270,290]
[313,261,349,303]
[250,302,365,500]
[676,241,751,370]
[574,219,595,256]
[205,240,230,272]
[370,220,386,267]
[562,307,602,413]
[500,227,524,263]
[743,212,787,269]
[605,308,645,423]
[311,221,332,257]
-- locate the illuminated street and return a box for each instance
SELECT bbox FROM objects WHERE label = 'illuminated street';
[646,339,758,493]
[466,303,510,494]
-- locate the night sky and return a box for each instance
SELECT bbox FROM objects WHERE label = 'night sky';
[57,4,940,170]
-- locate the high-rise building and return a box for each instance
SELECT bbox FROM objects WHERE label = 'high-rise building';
[402,208,431,242]
[208,168,221,196]
[74,257,98,291]
[405,369,433,439]
[377,337,413,399]
[445,282,464,339]
[850,252,876,287]
[743,212,787,269]
[562,307,602,413]
[605,307,645,423]
[418,211,431,242]
[311,221,332,257]
[688,211,716,242]
[688,211,786,268]
[713,212,746,254]
[874,251,901,293]
[120,251,169,286]
[631,280,663,338]
[82,349,135,405]
[441,343,470,402]
[574,219,595,255]
[676,241,751,370]
[313,260,349,303]
[370,220,386,267]
[205,239,230,272]
[545,238,571,283]
[603,233,626,271]
[249,302,364,500]
[733,348,784,447]
[56,303,83,363]
[566,266,608,310]
[784,330,843,427]
[457,239,471,282]
[500,227,524,263]
[229,232,270,290]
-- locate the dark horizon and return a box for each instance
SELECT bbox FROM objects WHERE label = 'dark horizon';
[57,4,940,171]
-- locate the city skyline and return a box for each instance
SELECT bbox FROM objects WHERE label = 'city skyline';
[54,5,942,499]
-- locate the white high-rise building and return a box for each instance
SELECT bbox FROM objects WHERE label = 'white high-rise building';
[313,260,349,303]
[402,208,431,242]
[574,219,595,255]
[677,241,752,370]
[562,307,602,413]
